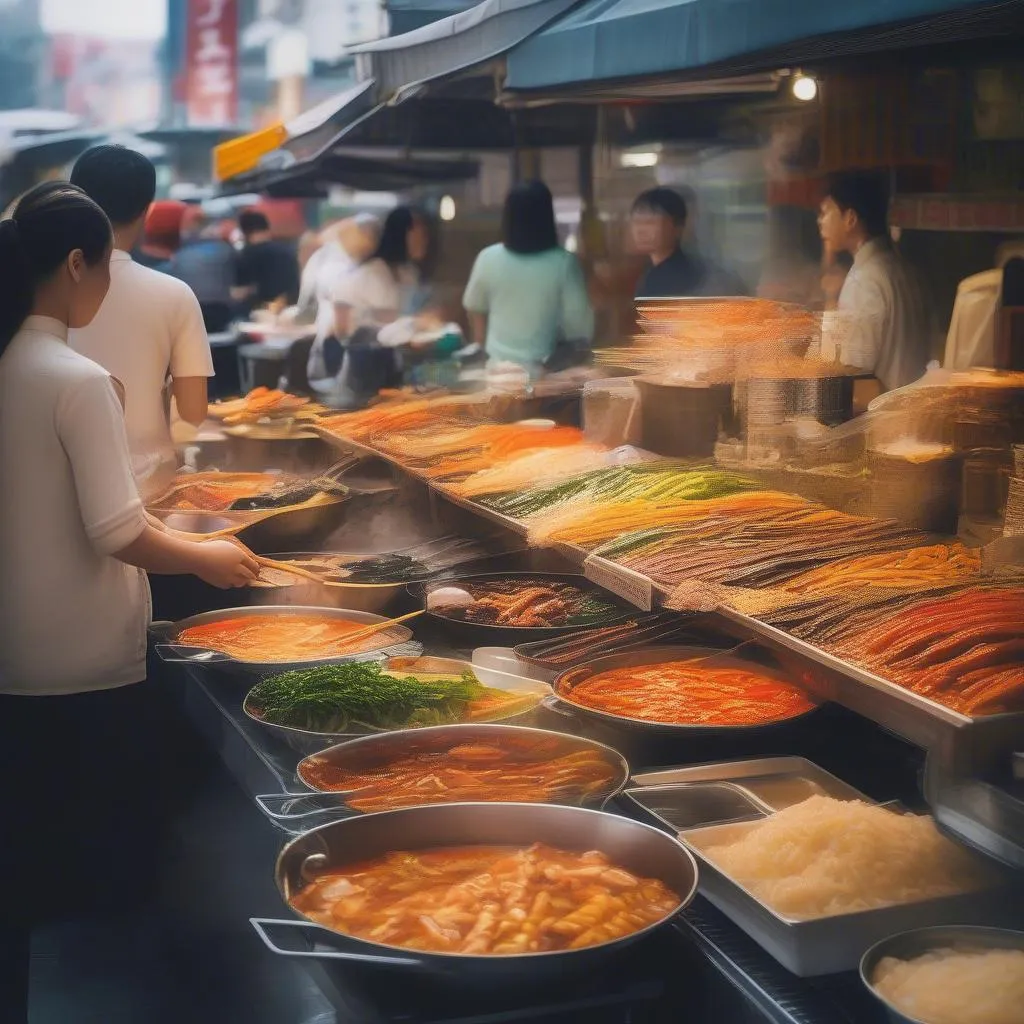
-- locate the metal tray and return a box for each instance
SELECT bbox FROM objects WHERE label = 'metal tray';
[151,605,417,675]
[715,606,1024,751]
[625,757,1015,976]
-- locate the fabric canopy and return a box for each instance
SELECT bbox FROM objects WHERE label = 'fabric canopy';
[350,0,580,99]
[505,0,1014,91]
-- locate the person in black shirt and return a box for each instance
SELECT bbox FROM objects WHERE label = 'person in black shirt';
[630,188,745,299]
[232,209,300,313]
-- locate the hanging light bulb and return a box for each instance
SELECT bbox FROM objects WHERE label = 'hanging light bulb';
[439,196,456,222]
[792,74,818,102]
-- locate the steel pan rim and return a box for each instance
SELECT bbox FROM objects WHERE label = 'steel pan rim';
[162,605,412,668]
[294,722,630,809]
[275,802,699,965]
[551,644,821,735]
[411,571,635,637]
[859,924,1024,1024]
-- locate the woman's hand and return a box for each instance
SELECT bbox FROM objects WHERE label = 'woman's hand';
[193,539,260,588]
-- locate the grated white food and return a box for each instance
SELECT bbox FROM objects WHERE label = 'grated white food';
[700,796,987,920]
[874,946,1024,1024]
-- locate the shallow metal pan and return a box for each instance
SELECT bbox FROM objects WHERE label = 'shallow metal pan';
[410,572,635,645]
[860,925,1024,1024]
[242,656,551,756]
[150,604,416,675]
[288,723,629,819]
[247,551,411,614]
[550,644,821,737]
[253,802,699,983]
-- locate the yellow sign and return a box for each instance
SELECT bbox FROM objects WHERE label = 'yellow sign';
[213,122,288,182]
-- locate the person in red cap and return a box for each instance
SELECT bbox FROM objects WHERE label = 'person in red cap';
[136,199,187,272]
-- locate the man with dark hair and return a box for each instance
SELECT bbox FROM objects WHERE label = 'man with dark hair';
[819,171,931,392]
[232,207,300,311]
[630,187,744,300]
[68,145,213,498]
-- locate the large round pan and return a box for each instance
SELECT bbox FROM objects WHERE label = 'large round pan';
[247,551,411,613]
[242,656,551,755]
[410,572,634,645]
[295,723,630,812]
[860,925,1024,1024]
[253,802,698,983]
[551,644,821,737]
[150,604,416,675]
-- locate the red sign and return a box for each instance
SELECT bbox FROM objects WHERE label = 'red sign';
[185,0,238,127]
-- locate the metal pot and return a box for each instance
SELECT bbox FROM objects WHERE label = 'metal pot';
[242,656,551,756]
[860,925,1024,1024]
[150,604,417,676]
[294,723,630,812]
[550,645,820,737]
[247,551,410,613]
[411,572,634,645]
[254,802,698,982]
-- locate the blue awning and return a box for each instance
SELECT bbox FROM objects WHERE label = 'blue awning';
[505,0,1013,91]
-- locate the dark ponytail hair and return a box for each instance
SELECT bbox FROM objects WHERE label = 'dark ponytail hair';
[0,181,111,356]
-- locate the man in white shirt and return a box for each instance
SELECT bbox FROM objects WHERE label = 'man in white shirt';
[818,171,931,393]
[68,145,214,498]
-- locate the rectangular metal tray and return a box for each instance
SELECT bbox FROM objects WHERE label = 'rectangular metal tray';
[624,757,1013,977]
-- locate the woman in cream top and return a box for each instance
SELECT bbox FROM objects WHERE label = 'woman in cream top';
[0,181,260,696]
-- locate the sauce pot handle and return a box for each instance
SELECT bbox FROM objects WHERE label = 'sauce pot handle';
[249,919,424,968]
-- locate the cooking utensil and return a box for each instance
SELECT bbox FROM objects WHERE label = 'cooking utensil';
[255,802,699,982]
[550,645,820,737]
[860,925,1024,1024]
[294,723,630,812]
[411,572,634,645]
[150,605,417,675]
[513,612,697,669]
[331,609,424,648]
[241,655,551,755]
[256,556,331,585]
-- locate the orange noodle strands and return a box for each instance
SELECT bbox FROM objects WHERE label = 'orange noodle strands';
[176,613,402,661]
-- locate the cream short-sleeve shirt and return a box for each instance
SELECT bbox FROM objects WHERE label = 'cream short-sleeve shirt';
[0,316,150,695]
[70,250,213,498]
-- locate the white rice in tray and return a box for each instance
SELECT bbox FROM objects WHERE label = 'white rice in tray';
[874,946,1024,1024]
[699,795,989,920]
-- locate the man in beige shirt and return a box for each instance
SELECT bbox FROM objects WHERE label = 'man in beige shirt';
[819,172,932,393]
[69,145,213,498]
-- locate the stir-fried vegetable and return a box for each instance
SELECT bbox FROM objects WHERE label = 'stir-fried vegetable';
[246,662,532,733]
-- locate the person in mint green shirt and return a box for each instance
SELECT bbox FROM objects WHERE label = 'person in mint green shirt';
[463,180,594,375]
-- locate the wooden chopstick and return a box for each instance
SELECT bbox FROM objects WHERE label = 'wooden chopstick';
[256,556,326,584]
[339,609,424,648]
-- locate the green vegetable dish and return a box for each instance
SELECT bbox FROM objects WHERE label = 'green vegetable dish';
[245,662,539,734]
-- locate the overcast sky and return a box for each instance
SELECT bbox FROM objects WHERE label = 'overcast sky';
[41,0,167,39]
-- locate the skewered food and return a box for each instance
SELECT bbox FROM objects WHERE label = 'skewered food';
[561,660,815,726]
[781,543,980,594]
[290,843,680,953]
[448,446,611,499]
[873,945,1024,1024]
[428,578,623,629]
[299,735,619,810]
[247,662,538,733]
[698,796,989,920]
[210,386,314,424]
[175,612,403,661]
